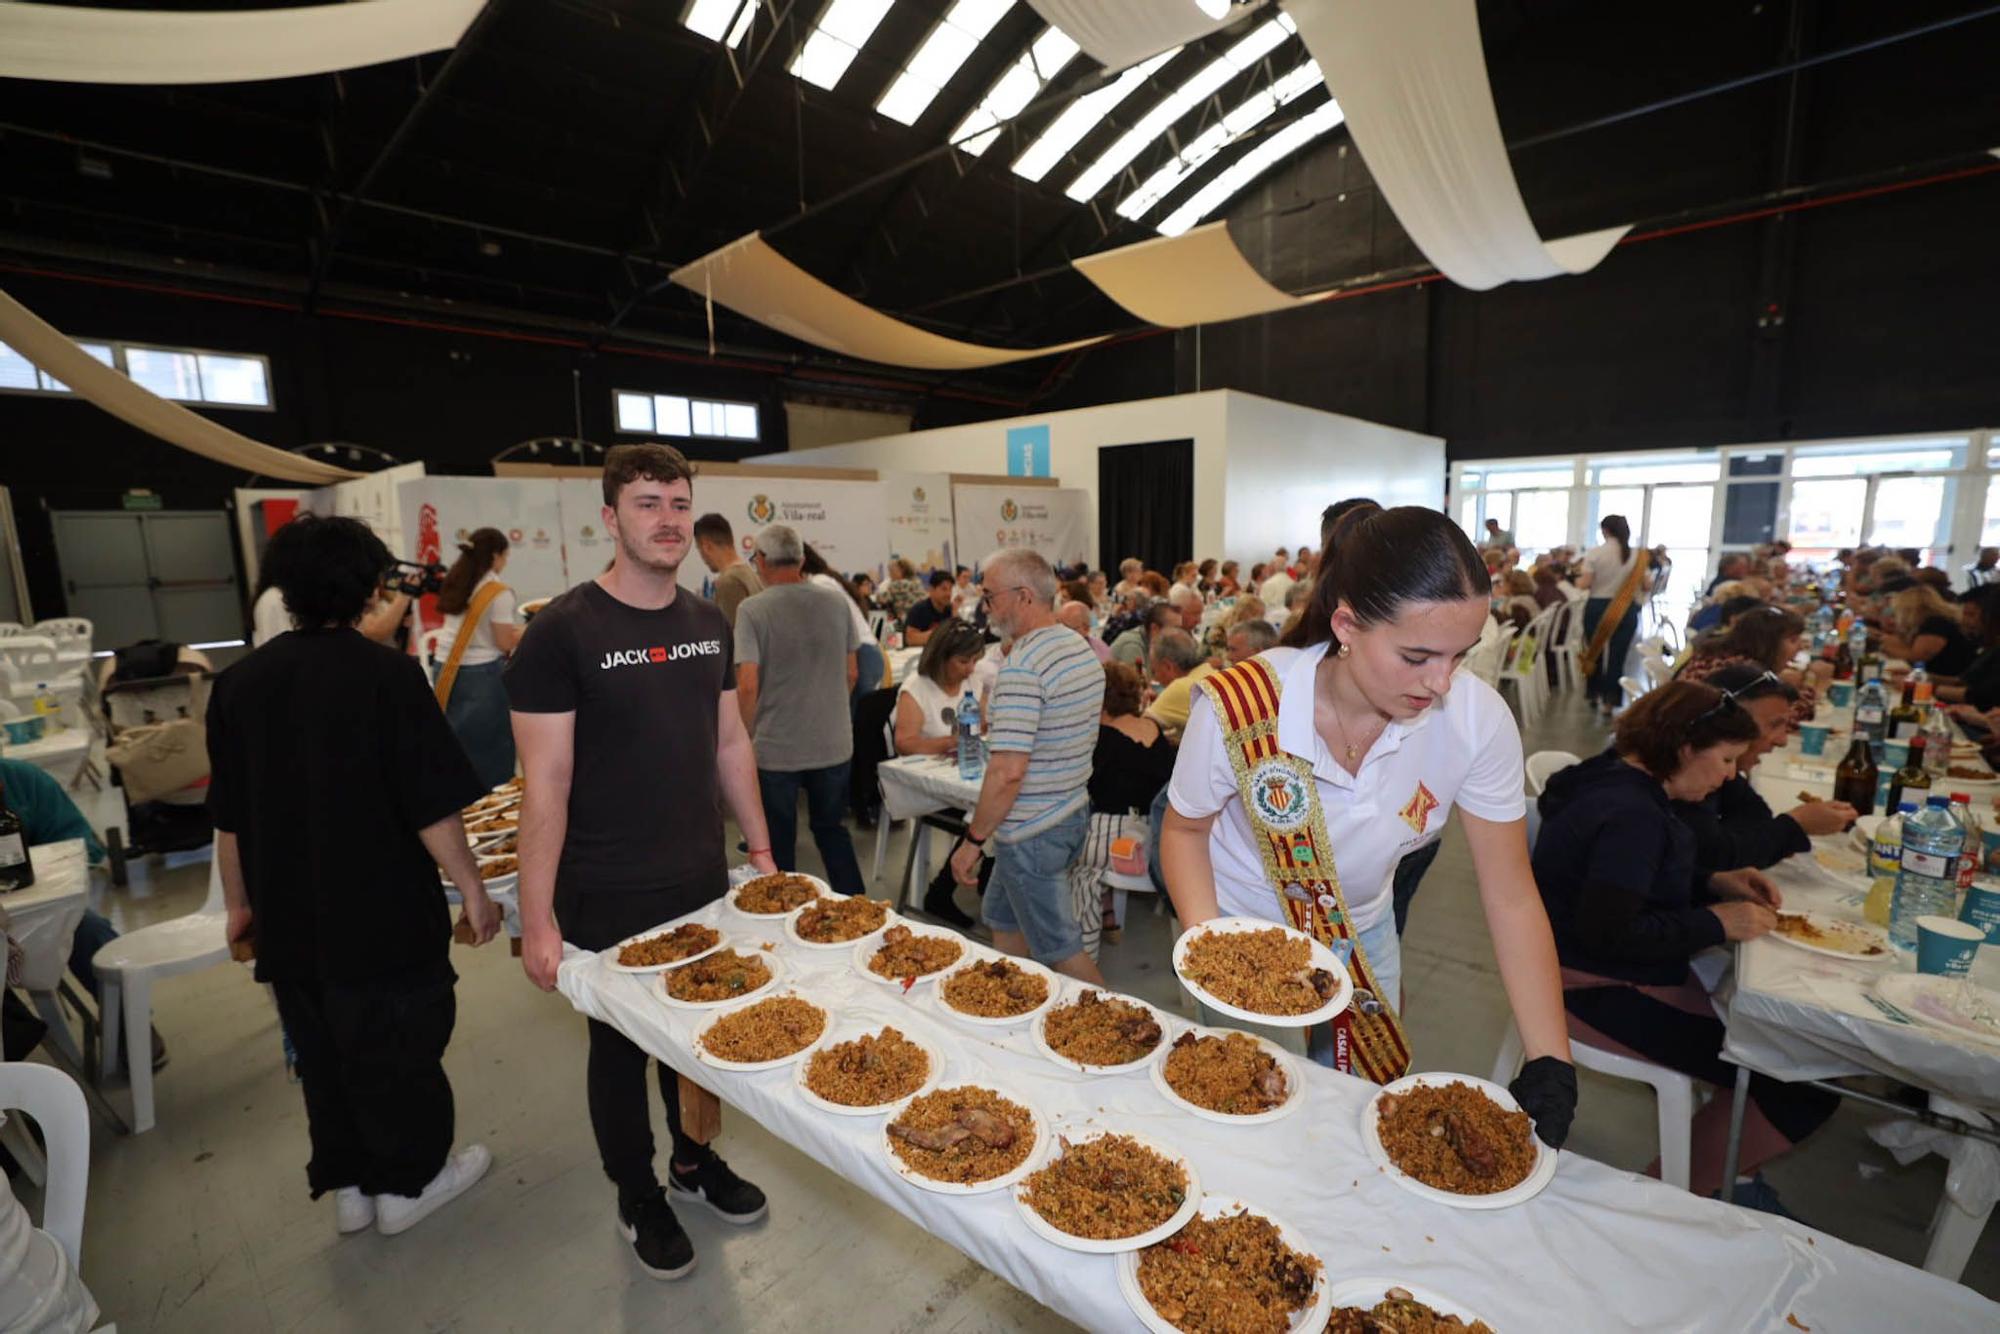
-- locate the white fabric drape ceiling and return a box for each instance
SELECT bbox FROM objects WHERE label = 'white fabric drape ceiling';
[0,289,359,484]
[0,0,486,86]
[1026,0,1268,74]
[1073,222,1317,327]
[1283,0,1628,290]
[670,234,1102,372]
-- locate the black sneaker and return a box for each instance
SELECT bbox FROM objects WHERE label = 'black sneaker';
[616,1189,696,1280]
[922,884,977,931]
[667,1145,767,1225]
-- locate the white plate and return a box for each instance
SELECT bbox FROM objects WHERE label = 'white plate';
[1322,1277,1493,1329]
[784,898,897,950]
[692,990,832,1072]
[1767,911,1894,962]
[881,1083,1047,1195]
[851,924,970,989]
[1148,1026,1303,1125]
[1116,1195,1332,1334]
[931,953,1060,1026]
[727,872,832,918]
[1171,916,1352,1029]
[1012,1126,1201,1254]
[1851,814,1883,851]
[793,1026,944,1115]
[1878,973,2000,1050]
[1361,1073,1556,1210]
[659,948,786,1010]
[1031,990,1171,1075]
[605,923,730,975]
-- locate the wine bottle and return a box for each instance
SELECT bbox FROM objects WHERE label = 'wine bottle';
[0,779,34,893]
[1832,738,1879,816]
[1886,734,1932,815]
[1887,679,1922,741]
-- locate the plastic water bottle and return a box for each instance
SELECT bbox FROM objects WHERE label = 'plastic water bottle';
[31,683,61,733]
[1951,793,1982,895]
[1854,673,1888,747]
[1923,708,1952,778]
[1909,661,1932,718]
[1864,803,1913,926]
[1892,795,1963,949]
[955,691,985,782]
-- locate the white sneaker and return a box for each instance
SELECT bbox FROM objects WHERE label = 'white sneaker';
[374,1144,493,1236]
[334,1187,375,1234]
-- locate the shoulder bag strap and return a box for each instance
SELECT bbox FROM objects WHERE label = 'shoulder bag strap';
[434,581,508,709]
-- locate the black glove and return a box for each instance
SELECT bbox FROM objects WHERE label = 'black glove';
[1509,1055,1578,1150]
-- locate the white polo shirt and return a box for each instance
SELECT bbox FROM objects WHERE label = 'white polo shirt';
[1167,642,1526,932]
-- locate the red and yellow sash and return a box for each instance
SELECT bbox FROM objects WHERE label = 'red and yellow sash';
[1197,656,1413,1083]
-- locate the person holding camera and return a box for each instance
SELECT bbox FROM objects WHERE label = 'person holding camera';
[434,528,522,788]
[209,514,501,1238]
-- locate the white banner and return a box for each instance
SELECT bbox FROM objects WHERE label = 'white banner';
[396,477,568,636]
[319,461,426,557]
[880,471,957,573]
[557,478,613,589]
[681,475,890,596]
[951,485,1093,574]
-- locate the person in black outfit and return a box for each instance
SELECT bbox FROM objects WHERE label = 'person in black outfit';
[507,444,776,1281]
[1078,662,1178,947]
[1673,665,1857,877]
[1535,680,1837,1213]
[1880,585,1975,676]
[1940,584,2000,711]
[902,570,957,646]
[209,514,501,1238]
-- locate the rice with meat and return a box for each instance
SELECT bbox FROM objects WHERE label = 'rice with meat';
[1325,1289,1494,1333]
[479,855,518,879]
[1180,928,1335,1016]
[1019,1133,1187,1240]
[616,923,720,968]
[865,925,964,981]
[794,896,890,942]
[664,949,772,1003]
[1162,1031,1288,1116]
[1375,1082,1536,1195]
[1135,1208,1321,1334]
[735,873,824,914]
[465,813,515,836]
[940,958,1049,1017]
[698,995,826,1064]
[887,1086,1036,1184]
[803,1027,931,1107]
[1040,990,1163,1066]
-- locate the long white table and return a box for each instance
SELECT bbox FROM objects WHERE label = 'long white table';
[557,896,1999,1332]
[1,728,93,789]
[874,755,979,909]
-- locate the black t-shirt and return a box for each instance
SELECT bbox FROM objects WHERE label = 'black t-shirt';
[504,581,734,908]
[1916,615,1976,677]
[1088,722,1177,814]
[905,597,951,634]
[207,628,483,984]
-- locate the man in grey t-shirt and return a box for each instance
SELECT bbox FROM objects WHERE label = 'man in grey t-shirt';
[735,524,865,894]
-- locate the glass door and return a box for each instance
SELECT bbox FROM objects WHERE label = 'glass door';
[1646,483,1716,624]
[1867,473,1951,566]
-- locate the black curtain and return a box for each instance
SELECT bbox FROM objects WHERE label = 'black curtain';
[1097,439,1193,574]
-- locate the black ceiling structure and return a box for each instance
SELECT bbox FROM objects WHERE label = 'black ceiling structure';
[0,0,1997,414]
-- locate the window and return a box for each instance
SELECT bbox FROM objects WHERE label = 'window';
[683,0,759,49]
[790,0,896,91]
[614,390,758,441]
[948,25,1080,156]
[877,0,1014,128]
[0,337,267,407]
[1116,60,1321,221]
[1155,92,1342,237]
[1012,49,1177,183]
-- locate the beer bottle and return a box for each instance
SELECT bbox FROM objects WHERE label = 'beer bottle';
[1832,636,1854,682]
[0,779,33,893]
[1887,679,1922,741]
[1832,738,1879,816]
[1886,734,1932,815]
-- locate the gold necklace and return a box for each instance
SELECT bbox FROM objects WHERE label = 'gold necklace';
[1321,660,1385,761]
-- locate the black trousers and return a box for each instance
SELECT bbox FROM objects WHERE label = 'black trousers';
[272,959,457,1199]
[560,888,706,1202]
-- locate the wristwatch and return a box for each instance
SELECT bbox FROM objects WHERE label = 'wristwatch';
[964,829,987,846]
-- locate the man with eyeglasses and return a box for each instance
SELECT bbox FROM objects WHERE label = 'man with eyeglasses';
[1671,664,1858,878]
[948,549,1107,984]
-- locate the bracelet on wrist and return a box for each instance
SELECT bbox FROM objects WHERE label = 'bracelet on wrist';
[965,830,986,846]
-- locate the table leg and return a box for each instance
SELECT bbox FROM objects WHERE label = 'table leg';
[1719,1063,1751,1202]
[28,990,83,1068]
[911,824,932,910]
[1923,1186,1993,1280]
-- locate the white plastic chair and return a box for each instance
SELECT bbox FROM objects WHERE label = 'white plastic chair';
[1525,750,1581,797]
[0,623,24,639]
[0,1062,89,1265]
[1491,1019,1696,1190]
[94,855,231,1134]
[0,636,63,703]
[32,618,92,668]
[1619,674,1649,710]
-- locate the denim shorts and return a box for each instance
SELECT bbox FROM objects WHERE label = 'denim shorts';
[980,805,1091,964]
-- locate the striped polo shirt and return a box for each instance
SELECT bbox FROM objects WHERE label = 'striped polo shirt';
[986,623,1106,843]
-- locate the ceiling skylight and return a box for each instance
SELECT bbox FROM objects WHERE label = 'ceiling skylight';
[948,26,1081,155]
[789,0,896,91]
[1011,48,1178,183]
[1115,59,1320,220]
[1155,95,1345,236]
[683,0,758,49]
[876,0,1015,126]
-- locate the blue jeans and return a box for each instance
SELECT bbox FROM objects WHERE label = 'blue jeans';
[981,805,1092,964]
[444,659,516,789]
[757,764,865,896]
[853,641,886,718]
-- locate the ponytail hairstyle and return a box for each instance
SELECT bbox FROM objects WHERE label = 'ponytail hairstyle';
[1600,514,1632,564]
[1281,506,1487,649]
[435,527,509,615]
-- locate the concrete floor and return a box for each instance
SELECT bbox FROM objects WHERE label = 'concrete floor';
[22,690,1998,1330]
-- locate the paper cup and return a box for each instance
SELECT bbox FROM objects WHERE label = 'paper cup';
[1916,915,1985,977]
[1882,740,1911,773]
[1828,682,1854,709]
[1961,880,2000,944]
[1799,723,1830,757]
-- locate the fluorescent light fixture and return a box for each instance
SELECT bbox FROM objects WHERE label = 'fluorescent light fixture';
[1064,14,1294,203]
[877,0,1016,127]
[948,25,1079,155]
[1011,48,1177,183]
[1115,59,1319,220]
[1194,0,1232,18]
[1156,94,1344,236]
[790,0,895,90]
[684,0,757,49]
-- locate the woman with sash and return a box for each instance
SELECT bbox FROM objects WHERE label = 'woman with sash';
[1576,514,1650,716]
[434,528,521,788]
[1159,506,1576,1148]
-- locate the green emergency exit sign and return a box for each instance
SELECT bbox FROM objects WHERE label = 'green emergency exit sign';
[121,490,162,511]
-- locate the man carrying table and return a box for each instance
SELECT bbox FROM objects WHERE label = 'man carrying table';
[507,443,777,1281]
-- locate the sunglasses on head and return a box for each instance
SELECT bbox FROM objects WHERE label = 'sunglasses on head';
[1692,670,1782,725]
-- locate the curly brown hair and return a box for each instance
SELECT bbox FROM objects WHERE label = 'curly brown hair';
[1614,680,1761,778]
[1100,660,1145,718]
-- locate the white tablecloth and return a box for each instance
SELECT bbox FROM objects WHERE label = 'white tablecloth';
[556,898,2000,1332]
[2,839,89,992]
[0,729,92,789]
[877,754,979,823]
